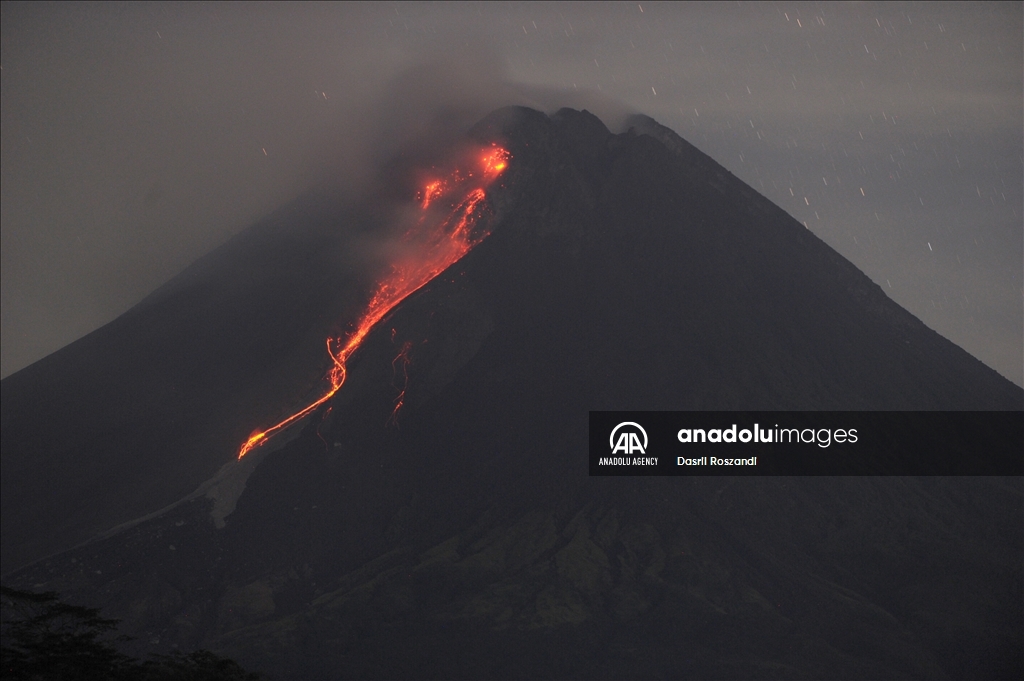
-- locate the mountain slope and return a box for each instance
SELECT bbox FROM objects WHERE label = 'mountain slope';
[0,193,376,573]
[3,107,1021,679]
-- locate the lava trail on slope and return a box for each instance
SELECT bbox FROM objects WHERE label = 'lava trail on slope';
[238,145,509,458]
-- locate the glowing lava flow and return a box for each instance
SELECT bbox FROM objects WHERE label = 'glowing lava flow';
[238,145,510,459]
[387,340,413,427]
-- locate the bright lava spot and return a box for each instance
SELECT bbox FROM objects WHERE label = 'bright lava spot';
[238,145,511,458]
[421,180,444,209]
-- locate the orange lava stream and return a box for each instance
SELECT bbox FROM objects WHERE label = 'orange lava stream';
[387,340,413,427]
[238,145,510,459]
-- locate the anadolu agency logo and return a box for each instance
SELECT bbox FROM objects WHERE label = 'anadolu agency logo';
[610,422,648,455]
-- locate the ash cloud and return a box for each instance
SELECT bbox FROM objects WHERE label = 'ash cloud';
[335,44,631,201]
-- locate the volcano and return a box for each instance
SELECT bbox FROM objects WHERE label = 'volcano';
[2,107,1021,679]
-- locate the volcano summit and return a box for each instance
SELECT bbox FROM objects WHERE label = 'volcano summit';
[2,107,1021,679]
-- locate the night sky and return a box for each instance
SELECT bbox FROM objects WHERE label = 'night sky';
[2,2,1021,386]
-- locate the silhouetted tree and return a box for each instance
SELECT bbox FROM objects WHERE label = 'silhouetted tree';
[1,585,135,679]
[1,586,259,680]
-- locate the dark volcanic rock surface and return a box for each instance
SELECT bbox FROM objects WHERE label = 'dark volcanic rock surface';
[3,107,1022,679]
[1,195,374,573]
